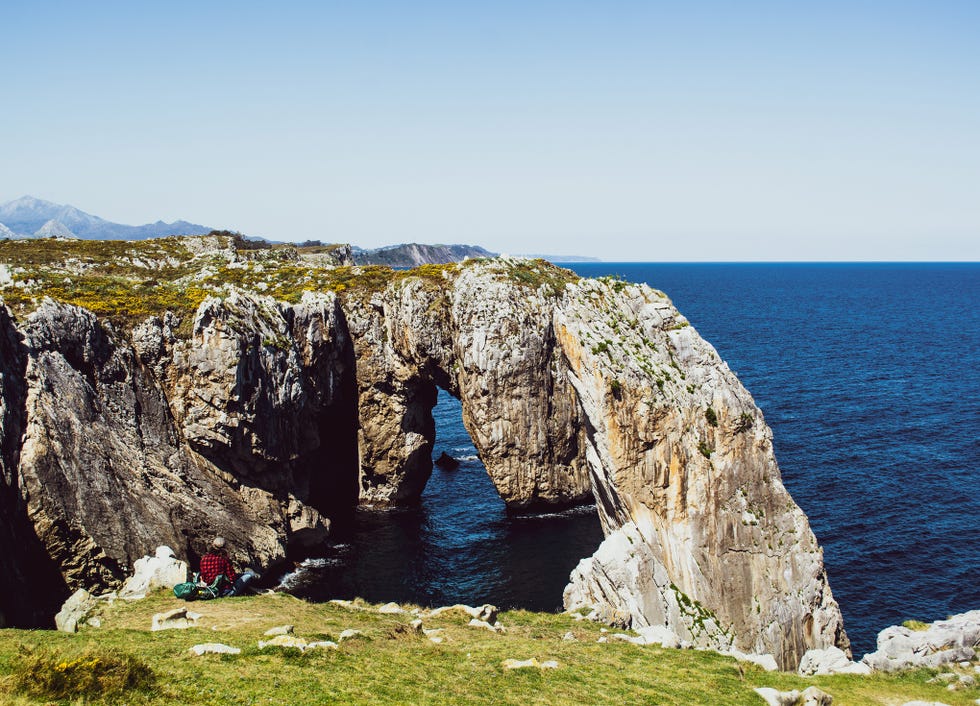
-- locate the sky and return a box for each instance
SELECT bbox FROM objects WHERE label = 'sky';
[1,1,978,260]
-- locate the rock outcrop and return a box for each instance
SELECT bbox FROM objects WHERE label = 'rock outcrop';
[0,244,847,670]
[862,611,980,672]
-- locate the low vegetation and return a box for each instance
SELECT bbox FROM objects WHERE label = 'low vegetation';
[0,593,974,705]
[0,236,468,333]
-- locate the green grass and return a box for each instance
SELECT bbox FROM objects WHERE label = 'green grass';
[0,592,974,705]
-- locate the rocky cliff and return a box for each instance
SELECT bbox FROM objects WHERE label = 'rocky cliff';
[0,236,847,668]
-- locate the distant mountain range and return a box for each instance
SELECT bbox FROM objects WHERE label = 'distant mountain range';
[351,243,497,267]
[0,196,599,264]
[0,196,210,240]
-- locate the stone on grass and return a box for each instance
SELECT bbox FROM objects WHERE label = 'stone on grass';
[338,629,365,642]
[119,546,189,599]
[468,618,505,633]
[263,625,294,636]
[410,618,424,634]
[189,643,240,656]
[562,631,577,642]
[306,640,338,651]
[899,702,952,706]
[799,646,871,676]
[258,635,309,650]
[502,658,559,670]
[378,602,406,614]
[55,589,98,633]
[801,686,833,706]
[729,649,779,672]
[862,610,980,672]
[426,604,499,624]
[151,607,201,631]
[635,625,681,649]
[754,687,801,706]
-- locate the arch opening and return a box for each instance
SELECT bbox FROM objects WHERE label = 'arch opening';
[283,388,604,611]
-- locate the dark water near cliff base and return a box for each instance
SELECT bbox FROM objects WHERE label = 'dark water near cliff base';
[292,263,980,657]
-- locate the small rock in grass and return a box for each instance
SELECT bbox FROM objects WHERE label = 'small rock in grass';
[753,687,801,706]
[189,643,240,656]
[258,635,308,650]
[306,641,338,651]
[410,618,424,634]
[338,629,365,642]
[429,636,445,644]
[378,602,405,614]
[263,624,294,636]
[562,631,577,642]
[801,686,833,706]
[152,607,201,631]
[468,618,504,633]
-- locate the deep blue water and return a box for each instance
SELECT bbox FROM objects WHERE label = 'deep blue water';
[293,263,979,657]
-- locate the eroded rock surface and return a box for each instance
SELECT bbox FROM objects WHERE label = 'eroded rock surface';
[0,253,847,671]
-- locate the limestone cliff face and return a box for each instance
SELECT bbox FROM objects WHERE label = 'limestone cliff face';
[554,278,847,669]
[0,253,847,669]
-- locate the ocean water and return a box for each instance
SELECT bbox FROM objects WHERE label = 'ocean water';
[292,263,979,656]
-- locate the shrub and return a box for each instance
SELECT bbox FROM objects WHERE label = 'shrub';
[902,619,930,631]
[704,407,718,427]
[11,644,155,700]
[697,442,713,459]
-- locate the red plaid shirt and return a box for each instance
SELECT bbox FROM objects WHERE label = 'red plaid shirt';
[199,552,238,585]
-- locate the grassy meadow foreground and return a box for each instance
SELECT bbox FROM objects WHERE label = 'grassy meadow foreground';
[0,593,975,705]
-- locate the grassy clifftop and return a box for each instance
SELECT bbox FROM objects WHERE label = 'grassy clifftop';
[0,236,576,334]
[0,593,973,705]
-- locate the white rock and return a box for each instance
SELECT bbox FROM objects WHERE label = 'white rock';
[87,617,101,628]
[378,602,406,614]
[729,649,779,672]
[899,702,952,706]
[263,625,294,636]
[339,629,365,642]
[501,658,558,670]
[468,618,505,633]
[799,646,871,676]
[562,631,578,642]
[151,608,201,631]
[189,643,240,656]
[426,604,499,624]
[754,687,801,706]
[801,686,833,706]
[119,546,189,599]
[635,625,681,649]
[862,611,980,672]
[429,636,445,644]
[306,641,338,651]
[55,589,98,633]
[410,618,424,633]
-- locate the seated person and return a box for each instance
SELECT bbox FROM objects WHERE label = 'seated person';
[199,536,258,596]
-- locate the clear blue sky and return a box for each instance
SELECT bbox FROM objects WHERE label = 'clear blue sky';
[2,1,977,260]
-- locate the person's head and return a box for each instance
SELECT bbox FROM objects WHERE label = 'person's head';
[211,536,226,553]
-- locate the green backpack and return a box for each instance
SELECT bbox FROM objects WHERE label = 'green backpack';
[173,581,200,600]
[173,573,227,601]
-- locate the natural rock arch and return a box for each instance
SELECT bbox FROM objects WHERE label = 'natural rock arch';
[0,257,848,669]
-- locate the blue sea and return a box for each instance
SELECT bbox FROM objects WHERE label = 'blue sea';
[292,263,980,657]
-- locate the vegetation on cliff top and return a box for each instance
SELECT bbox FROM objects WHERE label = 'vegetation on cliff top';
[0,592,973,706]
[0,236,579,333]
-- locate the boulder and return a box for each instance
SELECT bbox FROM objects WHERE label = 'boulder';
[862,611,980,672]
[338,629,365,642]
[54,588,98,633]
[258,635,309,650]
[118,546,188,599]
[799,646,871,676]
[378,602,406,614]
[151,607,201,631]
[801,687,833,706]
[434,452,460,471]
[468,618,505,633]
